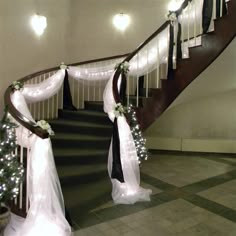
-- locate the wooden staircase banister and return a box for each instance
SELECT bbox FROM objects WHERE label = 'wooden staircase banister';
[112,0,194,104]
[139,0,236,130]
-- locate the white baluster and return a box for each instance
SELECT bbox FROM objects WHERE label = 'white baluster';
[146,45,149,98]
[47,73,50,120]
[14,146,18,205]
[99,79,101,101]
[26,147,30,212]
[187,2,190,47]
[194,0,197,45]
[157,38,160,88]
[82,79,85,108]
[42,74,46,119]
[136,53,139,107]
[127,75,130,106]
[19,145,23,209]
[77,79,80,108]
[55,72,59,118]
[93,80,96,101]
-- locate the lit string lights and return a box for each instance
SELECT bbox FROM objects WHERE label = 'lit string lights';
[126,105,149,164]
[0,110,24,204]
[114,103,149,164]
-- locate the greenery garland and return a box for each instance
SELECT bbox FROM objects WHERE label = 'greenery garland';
[126,105,149,164]
[0,109,24,204]
[114,103,149,163]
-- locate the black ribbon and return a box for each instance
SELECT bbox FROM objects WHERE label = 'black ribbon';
[177,22,182,60]
[202,0,213,34]
[120,73,127,104]
[167,23,174,80]
[63,70,77,111]
[111,118,124,183]
[216,0,227,18]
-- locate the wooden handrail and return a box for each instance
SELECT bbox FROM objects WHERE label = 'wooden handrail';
[112,0,194,103]
[4,54,128,138]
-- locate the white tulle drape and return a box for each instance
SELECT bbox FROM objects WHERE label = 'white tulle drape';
[103,74,152,204]
[5,91,71,236]
[128,26,170,78]
[22,69,65,104]
[67,57,125,81]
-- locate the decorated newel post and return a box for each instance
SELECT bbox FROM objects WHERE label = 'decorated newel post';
[103,61,152,204]
[0,109,24,235]
[4,80,71,236]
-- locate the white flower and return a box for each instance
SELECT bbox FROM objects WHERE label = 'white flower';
[114,103,126,117]
[11,81,24,91]
[36,120,55,136]
[115,61,130,75]
[166,12,177,23]
[60,62,67,70]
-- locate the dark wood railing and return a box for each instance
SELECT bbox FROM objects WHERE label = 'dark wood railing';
[112,0,194,103]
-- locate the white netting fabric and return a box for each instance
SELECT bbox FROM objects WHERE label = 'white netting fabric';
[5,91,71,236]
[103,74,152,204]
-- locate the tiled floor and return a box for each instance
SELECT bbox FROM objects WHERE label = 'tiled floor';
[71,151,236,235]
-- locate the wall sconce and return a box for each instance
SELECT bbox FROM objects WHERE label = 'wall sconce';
[113,13,130,31]
[31,14,47,36]
[168,0,183,11]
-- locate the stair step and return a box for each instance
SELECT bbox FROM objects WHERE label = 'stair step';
[51,133,111,149]
[58,163,107,186]
[84,101,104,111]
[62,178,111,218]
[58,109,110,123]
[54,149,108,165]
[50,119,112,136]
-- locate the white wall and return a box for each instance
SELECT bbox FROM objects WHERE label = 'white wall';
[68,0,167,62]
[0,0,71,117]
[145,38,236,140]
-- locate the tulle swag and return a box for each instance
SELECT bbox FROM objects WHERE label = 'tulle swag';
[103,74,152,205]
[4,91,72,236]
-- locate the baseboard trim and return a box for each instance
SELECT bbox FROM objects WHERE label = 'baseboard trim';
[146,136,236,153]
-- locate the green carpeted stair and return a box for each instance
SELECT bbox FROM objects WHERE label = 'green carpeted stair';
[49,101,113,228]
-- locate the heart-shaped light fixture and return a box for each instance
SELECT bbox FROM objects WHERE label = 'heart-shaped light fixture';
[31,14,47,36]
[168,0,183,11]
[113,13,130,31]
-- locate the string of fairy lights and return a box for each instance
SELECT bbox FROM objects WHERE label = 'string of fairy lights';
[0,111,24,204]
[126,105,149,164]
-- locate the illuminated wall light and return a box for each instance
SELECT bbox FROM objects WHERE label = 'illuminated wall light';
[168,0,183,11]
[31,14,47,36]
[113,13,130,31]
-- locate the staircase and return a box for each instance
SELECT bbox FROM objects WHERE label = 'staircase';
[135,0,236,130]
[4,0,236,223]
[49,102,113,222]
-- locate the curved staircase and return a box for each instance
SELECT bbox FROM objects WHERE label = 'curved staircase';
[3,0,236,226]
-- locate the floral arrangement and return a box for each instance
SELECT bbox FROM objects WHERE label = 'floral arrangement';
[166,11,177,24]
[60,62,68,70]
[36,120,55,136]
[115,61,130,75]
[11,81,24,91]
[114,103,126,117]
